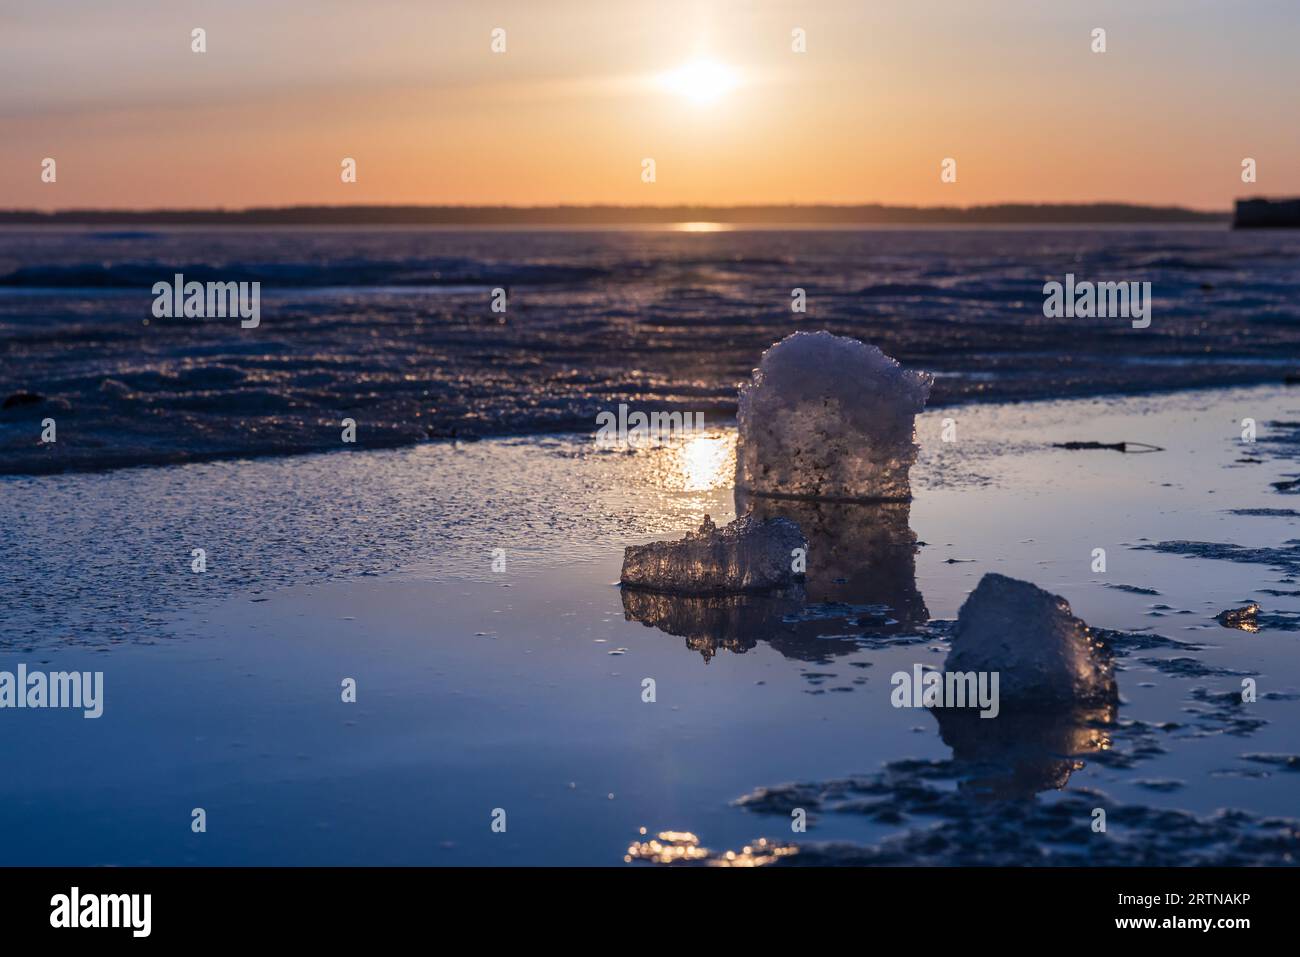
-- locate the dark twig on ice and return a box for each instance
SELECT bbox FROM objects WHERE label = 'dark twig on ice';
[1052,440,1165,453]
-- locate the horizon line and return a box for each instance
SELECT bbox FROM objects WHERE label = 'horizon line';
[0,201,1241,226]
[2,200,1234,212]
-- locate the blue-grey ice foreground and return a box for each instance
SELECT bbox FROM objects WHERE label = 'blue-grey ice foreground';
[620,514,806,594]
[946,574,1117,707]
[735,331,932,501]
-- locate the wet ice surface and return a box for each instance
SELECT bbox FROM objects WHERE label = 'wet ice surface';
[5,226,1300,473]
[4,385,1300,864]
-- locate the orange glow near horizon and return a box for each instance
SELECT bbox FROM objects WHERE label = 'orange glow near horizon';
[1,1,1297,211]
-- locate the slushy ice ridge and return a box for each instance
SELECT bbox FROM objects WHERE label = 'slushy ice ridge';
[620,514,807,594]
[735,331,932,501]
[946,574,1117,707]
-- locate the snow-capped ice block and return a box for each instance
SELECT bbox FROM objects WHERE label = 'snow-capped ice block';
[945,574,1116,707]
[620,514,806,594]
[735,331,931,501]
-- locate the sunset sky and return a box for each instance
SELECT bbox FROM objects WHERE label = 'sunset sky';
[2,0,1297,210]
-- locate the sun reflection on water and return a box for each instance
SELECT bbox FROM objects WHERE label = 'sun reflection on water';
[674,433,734,491]
[630,432,736,492]
[673,221,732,233]
[625,829,797,866]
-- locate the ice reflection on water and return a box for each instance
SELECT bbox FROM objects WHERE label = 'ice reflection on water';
[623,459,930,660]
[932,704,1117,798]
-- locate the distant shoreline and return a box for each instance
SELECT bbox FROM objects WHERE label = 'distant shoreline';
[0,203,1229,226]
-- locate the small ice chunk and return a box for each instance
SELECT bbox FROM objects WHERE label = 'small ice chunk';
[735,331,932,501]
[620,514,806,594]
[1215,602,1260,632]
[945,574,1116,707]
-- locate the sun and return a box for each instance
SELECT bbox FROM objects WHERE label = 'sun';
[658,59,739,105]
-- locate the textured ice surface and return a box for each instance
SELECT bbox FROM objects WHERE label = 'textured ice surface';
[945,573,1117,707]
[735,331,931,501]
[620,514,806,594]
[718,762,1300,866]
[6,228,1300,474]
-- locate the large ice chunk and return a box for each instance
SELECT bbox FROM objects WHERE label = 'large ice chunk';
[620,514,806,594]
[945,574,1116,707]
[735,331,931,501]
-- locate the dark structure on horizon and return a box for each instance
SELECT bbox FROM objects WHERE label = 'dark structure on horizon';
[1234,198,1300,228]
